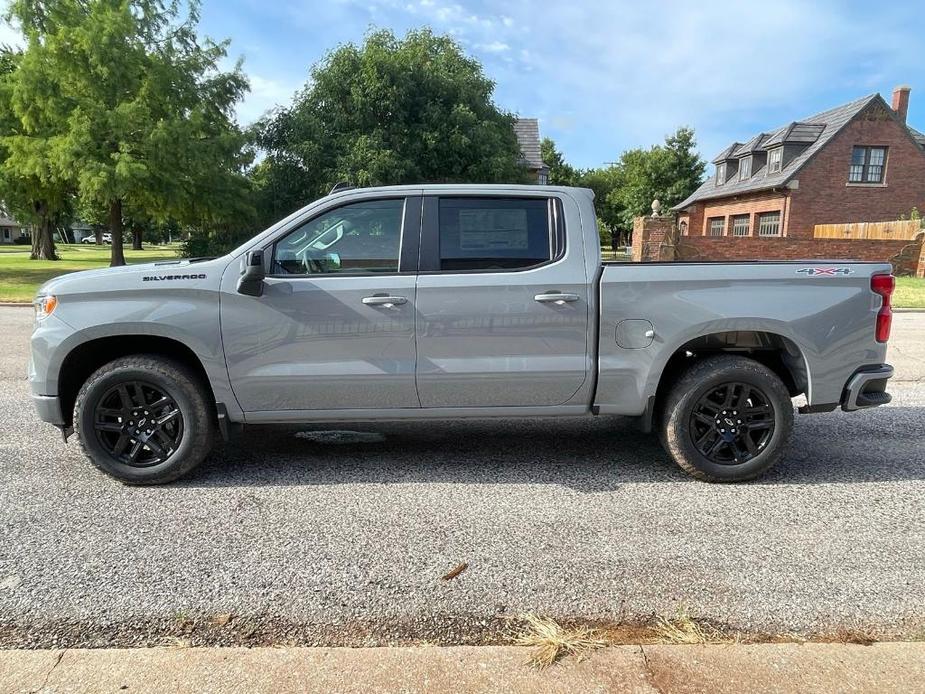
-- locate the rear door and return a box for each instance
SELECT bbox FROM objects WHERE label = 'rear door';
[414,192,591,408]
[220,194,422,413]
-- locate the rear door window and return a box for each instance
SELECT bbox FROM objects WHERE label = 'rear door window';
[436,198,553,271]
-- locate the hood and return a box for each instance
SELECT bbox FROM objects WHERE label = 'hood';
[36,256,232,298]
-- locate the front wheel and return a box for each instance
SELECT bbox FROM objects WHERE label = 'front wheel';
[659,355,793,482]
[74,355,216,484]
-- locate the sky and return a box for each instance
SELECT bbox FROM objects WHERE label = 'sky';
[3,0,925,169]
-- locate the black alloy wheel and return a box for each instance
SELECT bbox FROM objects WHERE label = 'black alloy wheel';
[688,382,775,465]
[93,380,184,467]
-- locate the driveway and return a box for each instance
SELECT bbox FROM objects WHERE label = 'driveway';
[0,307,923,647]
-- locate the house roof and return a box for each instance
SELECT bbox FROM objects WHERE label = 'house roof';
[675,93,924,210]
[0,216,21,228]
[909,125,925,148]
[513,118,547,170]
[731,133,769,157]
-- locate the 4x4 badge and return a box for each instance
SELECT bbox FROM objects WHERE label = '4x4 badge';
[796,267,853,277]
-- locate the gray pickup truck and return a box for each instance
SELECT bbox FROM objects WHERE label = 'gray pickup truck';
[29,185,895,484]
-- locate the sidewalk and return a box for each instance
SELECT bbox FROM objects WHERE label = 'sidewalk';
[3,643,924,694]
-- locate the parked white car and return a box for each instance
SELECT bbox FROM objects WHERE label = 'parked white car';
[80,233,112,244]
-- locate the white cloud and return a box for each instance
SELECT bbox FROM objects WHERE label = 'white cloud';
[476,40,509,53]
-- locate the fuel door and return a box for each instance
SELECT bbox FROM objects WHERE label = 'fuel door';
[616,319,655,349]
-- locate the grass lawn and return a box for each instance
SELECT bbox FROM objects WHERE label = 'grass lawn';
[894,276,925,309]
[0,244,182,302]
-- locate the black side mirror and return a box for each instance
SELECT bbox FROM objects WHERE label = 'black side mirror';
[237,250,266,297]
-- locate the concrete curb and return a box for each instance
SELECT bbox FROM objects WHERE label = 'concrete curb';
[2,644,924,694]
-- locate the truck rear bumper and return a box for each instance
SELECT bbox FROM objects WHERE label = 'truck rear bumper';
[841,364,893,412]
[33,394,65,426]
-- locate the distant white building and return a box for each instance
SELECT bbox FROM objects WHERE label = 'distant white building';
[0,214,27,244]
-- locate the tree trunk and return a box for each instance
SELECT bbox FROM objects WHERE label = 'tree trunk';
[30,201,58,261]
[132,225,143,250]
[109,199,126,267]
[95,227,102,244]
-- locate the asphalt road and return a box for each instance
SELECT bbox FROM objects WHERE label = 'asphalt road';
[0,307,923,647]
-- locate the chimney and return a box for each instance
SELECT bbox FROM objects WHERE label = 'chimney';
[892,85,911,123]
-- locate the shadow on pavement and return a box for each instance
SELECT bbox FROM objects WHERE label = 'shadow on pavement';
[182,404,925,490]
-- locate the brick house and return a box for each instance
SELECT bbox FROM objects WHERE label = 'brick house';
[672,86,925,272]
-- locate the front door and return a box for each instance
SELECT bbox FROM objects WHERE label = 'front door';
[414,194,591,408]
[221,196,421,413]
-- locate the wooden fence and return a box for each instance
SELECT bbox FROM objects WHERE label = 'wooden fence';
[814,220,923,240]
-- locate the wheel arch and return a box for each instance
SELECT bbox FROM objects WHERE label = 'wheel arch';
[57,335,217,428]
[643,327,810,431]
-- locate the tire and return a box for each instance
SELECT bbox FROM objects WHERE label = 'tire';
[74,355,216,484]
[659,355,793,482]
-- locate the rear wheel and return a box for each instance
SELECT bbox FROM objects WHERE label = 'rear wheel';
[659,355,793,482]
[74,355,215,484]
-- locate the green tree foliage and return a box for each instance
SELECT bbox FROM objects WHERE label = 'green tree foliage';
[5,0,253,265]
[0,47,69,259]
[611,126,705,229]
[539,129,705,248]
[252,28,530,226]
[540,137,579,186]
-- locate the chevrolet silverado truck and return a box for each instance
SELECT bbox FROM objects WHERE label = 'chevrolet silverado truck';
[29,185,895,484]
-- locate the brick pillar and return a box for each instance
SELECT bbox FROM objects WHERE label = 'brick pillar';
[632,216,677,262]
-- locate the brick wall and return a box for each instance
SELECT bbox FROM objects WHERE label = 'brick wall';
[677,236,924,275]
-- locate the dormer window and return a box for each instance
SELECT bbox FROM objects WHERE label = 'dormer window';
[739,157,752,180]
[768,148,783,174]
[716,163,727,185]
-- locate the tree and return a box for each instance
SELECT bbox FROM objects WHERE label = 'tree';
[0,47,69,260]
[6,0,253,266]
[611,127,705,229]
[579,165,625,247]
[253,28,530,226]
[540,137,579,186]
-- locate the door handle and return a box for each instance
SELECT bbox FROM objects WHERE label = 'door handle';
[362,295,408,307]
[534,292,580,304]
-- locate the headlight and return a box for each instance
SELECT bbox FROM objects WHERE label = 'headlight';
[33,295,58,321]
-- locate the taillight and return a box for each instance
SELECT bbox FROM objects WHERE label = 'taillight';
[871,273,895,343]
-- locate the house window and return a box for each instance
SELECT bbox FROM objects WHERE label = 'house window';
[708,217,725,236]
[849,146,887,183]
[2,228,10,241]
[679,220,688,236]
[739,157,752,180]
[732,215,750,236]
[716,163,726,185]
[768,148,783,174]
[757,211,781,237]
[537,171,548,185]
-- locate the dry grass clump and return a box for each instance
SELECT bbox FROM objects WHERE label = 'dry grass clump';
[513,613,610,669]
[653,604,725,644]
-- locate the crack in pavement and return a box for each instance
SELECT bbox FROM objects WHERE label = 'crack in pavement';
[31,649,66,694]
[638,645,666,694]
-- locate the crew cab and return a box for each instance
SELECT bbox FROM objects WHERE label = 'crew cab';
[29,185,895,483]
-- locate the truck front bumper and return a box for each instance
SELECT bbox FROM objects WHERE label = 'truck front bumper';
[841,364,893,412]
[33,394,65,426]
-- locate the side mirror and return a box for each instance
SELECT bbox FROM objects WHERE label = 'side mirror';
[237,250,266,297]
